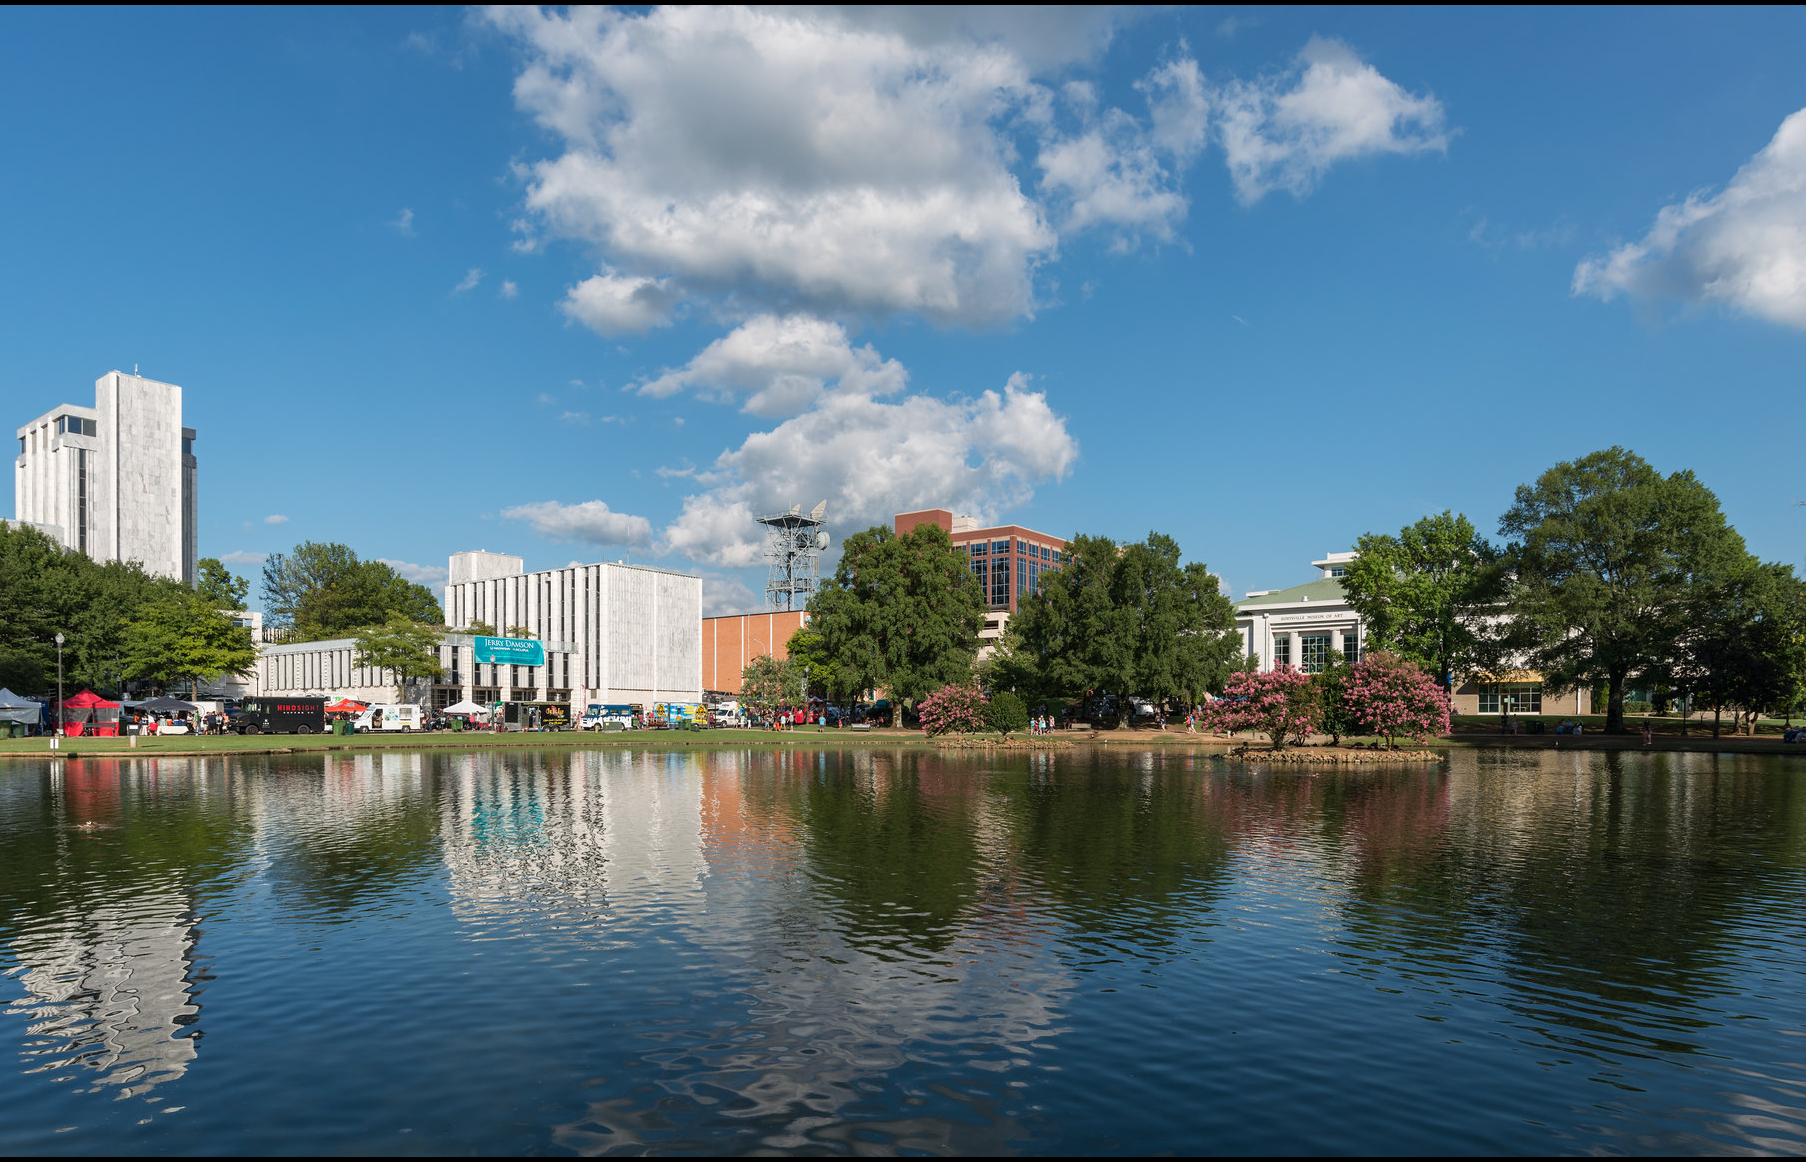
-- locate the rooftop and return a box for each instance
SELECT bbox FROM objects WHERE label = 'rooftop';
[1236,578,1347,609]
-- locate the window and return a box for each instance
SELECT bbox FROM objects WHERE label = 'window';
[55,416,96,437]
[1478,683,1541,714]
[970,541,988,557]
[182,436,193,455]
[1272,634,1291,667]
[1017,555,1027,600]
[1040,545,1051,561]
[76,449,87,552]
[992,540,1009,555]
[1342,633,1360,664]
[1300,634,1331,673]
[1052,550,1063,564]
[1028,559,1041,593]
[971,560,985,586]
[990,557,1009,607]
[1328,565,1347,578]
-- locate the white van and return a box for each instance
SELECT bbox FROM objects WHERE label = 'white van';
[355,704,424,732]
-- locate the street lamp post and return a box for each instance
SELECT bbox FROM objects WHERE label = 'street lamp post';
[54,632,65,737]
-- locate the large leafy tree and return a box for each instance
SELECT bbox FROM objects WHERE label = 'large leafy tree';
[0,522,181,694]
[810,522,985,727]
[262,541,442,639]
[122,589,256,698]
[1683,563,1806,736]
[194,557,250,609]
[1342,511,1504,688]
[352,614,447,698]
[1500,447,1751,733]
[1005,532,1240,726]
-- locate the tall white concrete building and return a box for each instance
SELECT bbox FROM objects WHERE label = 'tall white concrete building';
[443,550,702,707]
[13,370,197,582]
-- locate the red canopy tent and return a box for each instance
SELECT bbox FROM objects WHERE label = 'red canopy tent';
[62,689,121,737]
[324,698,368,714]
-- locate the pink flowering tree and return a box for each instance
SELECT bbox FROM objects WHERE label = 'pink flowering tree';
[1201,666,1319,749]
[1345,653,1451,749]
[918,683,988,737]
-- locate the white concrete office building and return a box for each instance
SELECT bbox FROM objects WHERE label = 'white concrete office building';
[13,370,197,582]
[443,551,703,708]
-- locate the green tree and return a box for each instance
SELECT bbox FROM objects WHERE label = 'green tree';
[1342,511,1504,688]
[352,614,447,698]
[194,557,250,609]
[122,590,256,698]
[1006,532,1240,727]
[466,620,498,637]
[810,522,986,727]
[1313,653,1359,746]
[262,542,442,639]
[1500,447,1751,733]
[986,690,1029,737]
[1687,563,1806,736]
[740,653,793,720]
[785,623,843,703]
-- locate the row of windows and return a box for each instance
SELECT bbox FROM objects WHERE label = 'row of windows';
[1270,632,1361,672]
[1477,683,1541,714]
[963,539,1062,564]
[57,415,97,437]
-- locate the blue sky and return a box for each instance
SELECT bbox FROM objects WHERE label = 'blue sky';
[4,6,1804,612]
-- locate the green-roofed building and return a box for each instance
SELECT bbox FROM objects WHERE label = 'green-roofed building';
[1233,552,1364,674]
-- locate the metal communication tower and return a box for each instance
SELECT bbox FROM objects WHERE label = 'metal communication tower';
[757,500,829,611]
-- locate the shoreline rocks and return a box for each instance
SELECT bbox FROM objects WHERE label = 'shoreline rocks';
[1228,745,1442,764]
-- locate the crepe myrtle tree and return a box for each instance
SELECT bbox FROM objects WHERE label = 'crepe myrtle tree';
[1344,653,1451,749]
[918,683,988,737]
[1202,666,1319,750]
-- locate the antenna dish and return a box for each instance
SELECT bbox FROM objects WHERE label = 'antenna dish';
[754,502,830,611]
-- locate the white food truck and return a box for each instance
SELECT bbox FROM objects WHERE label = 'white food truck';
[354,704,425,732]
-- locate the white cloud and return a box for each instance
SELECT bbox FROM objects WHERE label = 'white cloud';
[560,268,682,335]
[638,314,907,417]
[664,371,1077,566]
[491,11,1445,328]
[379,559,449,589]
[453,267,483,294]
[1574,107,1806,329]
[1215,37,1448,203]
[390,207,416,236]
[263,514,289,525]
[490,5,1058,326]
[502,500,654,549]
[499,279,519,299]
[218,550,268,568]
[701,572,763,618]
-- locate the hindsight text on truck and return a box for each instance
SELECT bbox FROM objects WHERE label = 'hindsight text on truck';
[234,698,327,735]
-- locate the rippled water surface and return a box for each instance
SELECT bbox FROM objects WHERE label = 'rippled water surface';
[4,745,1806,1155]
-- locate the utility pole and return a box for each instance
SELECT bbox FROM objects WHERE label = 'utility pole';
[54,632,65,737]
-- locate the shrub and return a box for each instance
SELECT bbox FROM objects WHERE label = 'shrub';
[986,691,1029,736]
[918,683,988,737]
[1201,666,1319,749]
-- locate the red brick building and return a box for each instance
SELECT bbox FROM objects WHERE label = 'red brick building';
[700,610,809,696]
[893,508,1067,643]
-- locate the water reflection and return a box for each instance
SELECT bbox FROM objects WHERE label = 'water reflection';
[0,745,1804,1153]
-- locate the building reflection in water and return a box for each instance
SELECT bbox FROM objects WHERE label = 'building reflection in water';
[6,759,210,1102]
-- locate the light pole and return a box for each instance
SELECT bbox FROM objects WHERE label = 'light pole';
[54,632,65,737]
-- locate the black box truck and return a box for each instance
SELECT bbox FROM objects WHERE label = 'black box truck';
[233,697,327,735]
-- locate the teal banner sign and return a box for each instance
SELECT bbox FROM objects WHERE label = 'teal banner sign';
[472,635,546,666]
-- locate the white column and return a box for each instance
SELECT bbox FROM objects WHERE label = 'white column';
[1288,630,1302,671]
[1331,628,1345,662]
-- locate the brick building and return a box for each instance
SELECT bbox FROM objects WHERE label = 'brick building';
[893,508,1066,645]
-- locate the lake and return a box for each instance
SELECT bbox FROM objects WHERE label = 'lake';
[3,744,1805,1155]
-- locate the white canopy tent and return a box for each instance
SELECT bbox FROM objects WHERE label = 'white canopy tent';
[442,699,490,716]
[0,689,40,726]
